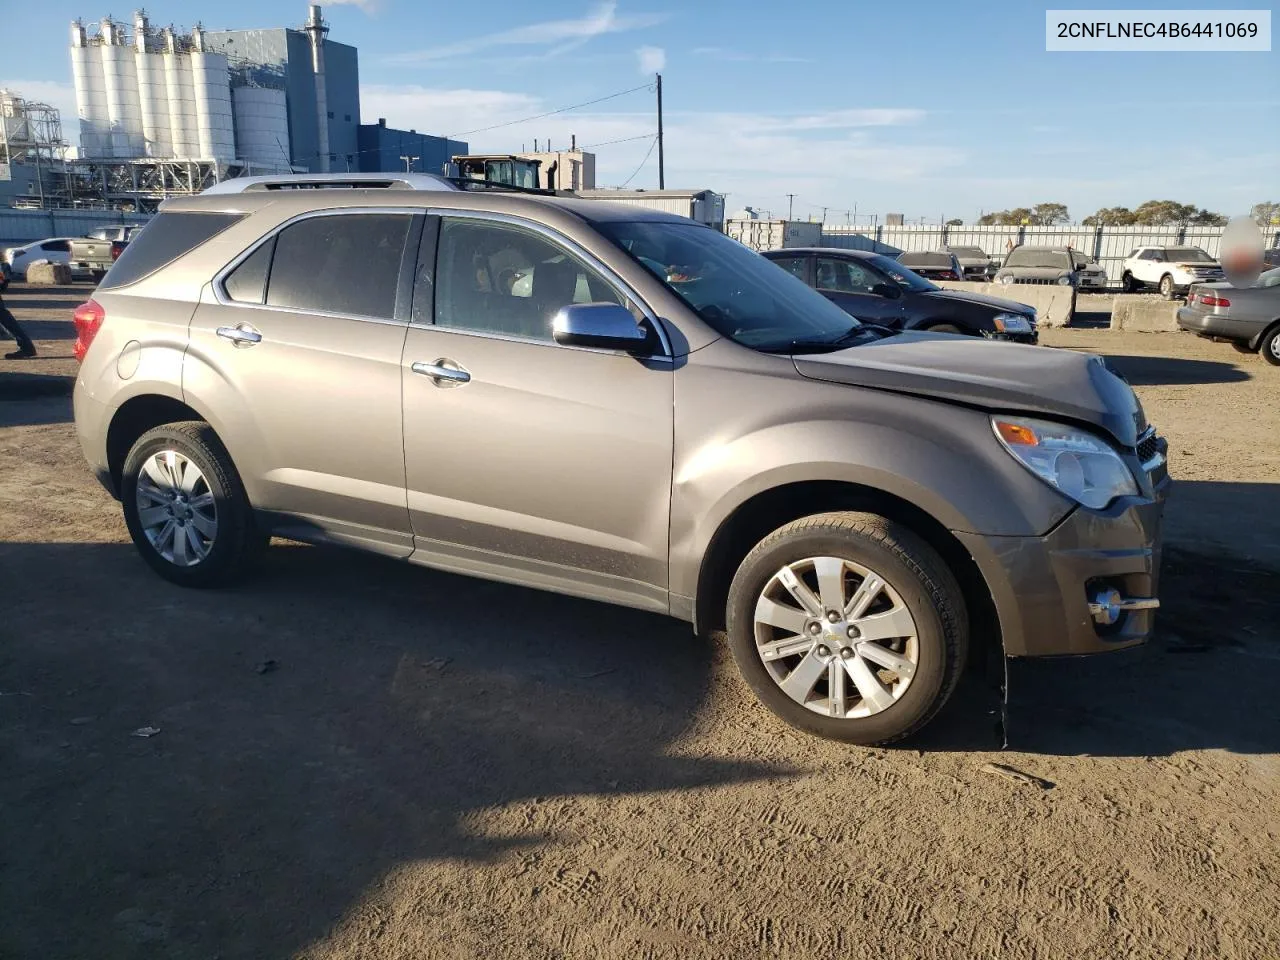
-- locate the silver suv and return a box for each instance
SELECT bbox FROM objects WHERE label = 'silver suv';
[73,174,1170,745]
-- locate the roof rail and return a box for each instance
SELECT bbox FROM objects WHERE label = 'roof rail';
[201,172,461,195]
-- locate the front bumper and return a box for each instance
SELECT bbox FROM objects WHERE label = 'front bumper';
[1176,307,1259,343]
[956,476,1170,657]
[988,330,1039,345]
[1078,275,1108,290]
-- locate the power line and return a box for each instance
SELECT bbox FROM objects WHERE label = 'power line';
[619,135,659,187]
[578,132,658,150]
[446,82,655,139]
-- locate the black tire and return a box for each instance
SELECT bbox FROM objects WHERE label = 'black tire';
[927,323,965,335]
[725,511,968,746]
[1261,327,1280,367]
[1231,341,1259,355]
[121,421,267,587]
[1159,274,1175,299]
[1121,272,1138,293]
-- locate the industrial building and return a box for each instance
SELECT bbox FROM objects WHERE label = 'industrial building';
[576,189,726,228]
[357,119,467,177]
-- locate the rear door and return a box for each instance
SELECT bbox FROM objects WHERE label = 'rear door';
[814,256,905,324]
[768,254,813,286]
[185,210,420,555]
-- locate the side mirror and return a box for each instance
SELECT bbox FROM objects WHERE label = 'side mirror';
[872,283,902,299]
[552,302,649,352]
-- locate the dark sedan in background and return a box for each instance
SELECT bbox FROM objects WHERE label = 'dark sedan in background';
[896,250,963,281]
[763,247,1039,342]
[1177,267,1280,365]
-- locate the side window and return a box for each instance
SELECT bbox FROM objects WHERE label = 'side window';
[43,240,70,253]
[266,213,411,319]
[434,217,625,341]
[816,258,879,293]
[770,256,810,284]
[223,238,275,304]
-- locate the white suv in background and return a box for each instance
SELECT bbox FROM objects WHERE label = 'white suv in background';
[1121,246,1224,298]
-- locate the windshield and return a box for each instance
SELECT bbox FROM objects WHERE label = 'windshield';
[1167,247,1214,263]
[599,221,861,349]
[898,252,952,268]
[1005,248,1071,269]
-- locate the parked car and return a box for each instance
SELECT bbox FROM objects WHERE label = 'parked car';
[945,245,997,281]
[69,236,129,282]
[72,172,1169,746]
[85,224,146,243]
[1262,248,1280,268]
[3,238,81,279]
[895,251,963,281]
[764,247,1038,342]
[995,246,1107,290]
[1120,246,1224,297]
[1176,267,1280,365]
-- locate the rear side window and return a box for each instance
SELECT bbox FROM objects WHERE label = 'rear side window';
[99,212,244,289]
[223,238,275,304]
[266,214,411,319]
[770,256,810,283]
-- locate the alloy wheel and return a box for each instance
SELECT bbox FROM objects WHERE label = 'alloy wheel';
[135,450,218,566]
[753,556,919,719]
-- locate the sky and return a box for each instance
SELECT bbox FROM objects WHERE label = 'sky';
[4,0,1277,223]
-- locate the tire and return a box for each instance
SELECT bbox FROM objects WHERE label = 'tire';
[725,511,968,745]
[1159,274,1175,299]
[1231,341,1259,355]
[121,421,267,587]
[926,323,964,335]
[1261,327,1280,367]
[1121,272,1139,293]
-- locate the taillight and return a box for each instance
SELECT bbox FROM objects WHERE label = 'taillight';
[939,271,958,280]
[73,299,105,362]
[1199,293,1231,307]
[110,242,124,261]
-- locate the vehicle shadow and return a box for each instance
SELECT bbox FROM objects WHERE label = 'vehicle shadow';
[0,541,783,960]
[1,298,82,312]
[10,319,76,340]
[0,373,74,404]
[1095,353,1249,386]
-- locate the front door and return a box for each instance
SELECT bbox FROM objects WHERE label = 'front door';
[400,214,674,612]
[814,256,905,325]
[185,211,419,555]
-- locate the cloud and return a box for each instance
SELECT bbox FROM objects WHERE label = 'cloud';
[390,1,667,63]
[692,46,812,64]
[636,45,665,74]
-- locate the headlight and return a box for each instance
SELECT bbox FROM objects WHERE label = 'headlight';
[992,416,1138,509]
[992,313,1032,333]
[999,274,1015,284]
[1057,274,1075,286]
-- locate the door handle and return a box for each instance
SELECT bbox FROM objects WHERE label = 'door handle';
[216,324,262,346]
[411,359,471,386]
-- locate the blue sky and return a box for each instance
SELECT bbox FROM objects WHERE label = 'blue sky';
[5,0,1277,222]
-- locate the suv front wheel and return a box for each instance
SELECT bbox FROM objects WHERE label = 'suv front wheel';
[121,421,266,587]
[726,511,968,745]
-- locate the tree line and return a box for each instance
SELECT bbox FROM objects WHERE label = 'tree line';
[972,201,1278,227]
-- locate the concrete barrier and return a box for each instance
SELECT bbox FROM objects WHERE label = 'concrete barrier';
[936,281,1075,328]
[26,261,73,285]
[1110,296,1181,333]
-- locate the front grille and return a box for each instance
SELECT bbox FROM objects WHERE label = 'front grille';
[1136,428,1161,465]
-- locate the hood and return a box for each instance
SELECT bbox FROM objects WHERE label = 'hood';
[1175,260,1222,270]
[916,288,1035,316]
[793,332,1145,445]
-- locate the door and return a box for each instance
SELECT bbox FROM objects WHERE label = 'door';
[185,211,419,555]
[814,256,906,324]
[400,214,675,611]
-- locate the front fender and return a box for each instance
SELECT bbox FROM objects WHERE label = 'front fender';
[667,345,1075,602]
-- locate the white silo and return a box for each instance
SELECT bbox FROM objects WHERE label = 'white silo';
[133,11,172,157]
[99,17,144,157]
[232,86,290,168]
[69,20,109,157]
[189,25,235,161]
[304,5,331,172]
[162,28,199,160]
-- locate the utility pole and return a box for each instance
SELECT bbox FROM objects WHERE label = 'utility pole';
[655,73,665,189]
[821,206,828,224]
[400,155,419,172]
[787,194,795,220]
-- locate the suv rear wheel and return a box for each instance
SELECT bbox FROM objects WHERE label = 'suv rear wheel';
[726,511,968,745]
[1159,274,1175,299]
[1121,271,1139,293]
[121,422,266,587]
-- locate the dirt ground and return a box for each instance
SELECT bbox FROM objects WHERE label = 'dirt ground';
[2,284,1278,960]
